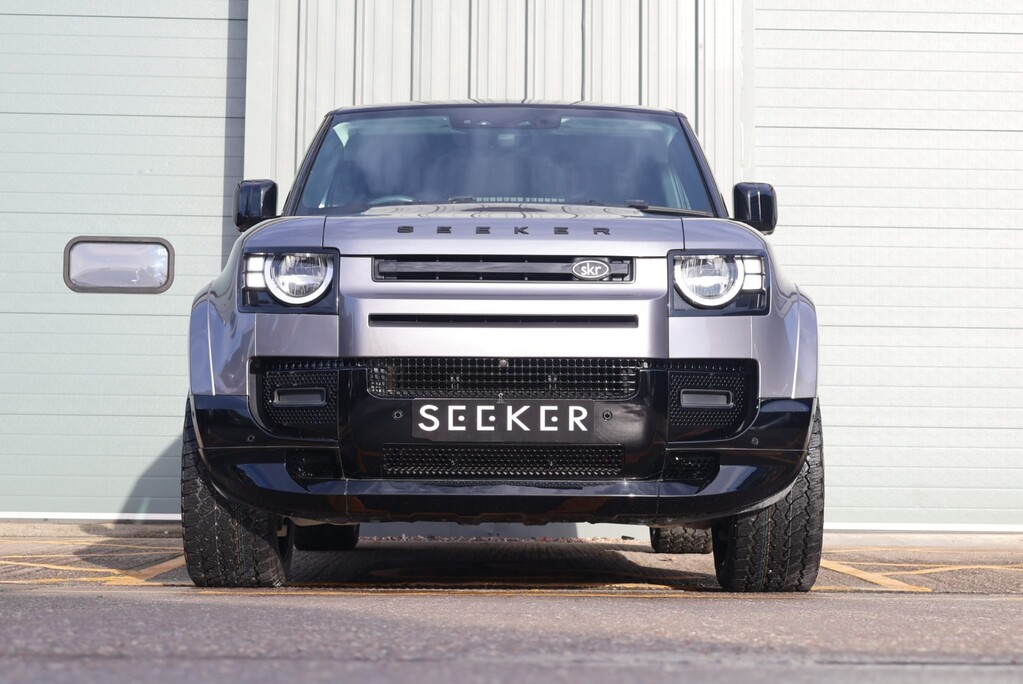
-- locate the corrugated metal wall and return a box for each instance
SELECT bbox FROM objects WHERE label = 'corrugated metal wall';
[244,0,753,208]
[0,0,247,517]
[754,0,1023,529]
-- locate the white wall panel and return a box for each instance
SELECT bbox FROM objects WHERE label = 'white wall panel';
[755,0,1023,528]
[245,0,749,201]
[414,0,472,100]
[470,0,527,99]
[527,0,584,100]
[642,0,698,114]
[584,0,641,105]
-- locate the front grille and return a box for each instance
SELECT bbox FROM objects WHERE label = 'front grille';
[374,255,633,282]
[363,357,644,400]
[664,360,757,440]
[663,452,720,486]
[382,445,624,478]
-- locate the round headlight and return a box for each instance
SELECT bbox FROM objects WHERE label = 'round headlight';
[674,255,745,308]
[263,253,333,305]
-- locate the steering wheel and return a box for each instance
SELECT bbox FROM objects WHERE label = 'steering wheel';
[366,195,416,206]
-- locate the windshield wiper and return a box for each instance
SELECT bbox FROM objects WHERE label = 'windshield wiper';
[623,199,712,217]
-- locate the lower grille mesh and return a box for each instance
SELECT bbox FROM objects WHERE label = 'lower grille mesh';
[363,357,643,400]
[382,445,624,479]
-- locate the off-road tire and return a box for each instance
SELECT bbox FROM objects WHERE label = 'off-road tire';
[180,403,293,587]
[294,524,360,551]
[712,407,824,592]
[649,526,712,554]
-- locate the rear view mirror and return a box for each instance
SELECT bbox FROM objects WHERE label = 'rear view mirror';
[234,180,278,231]
[733,182,778,235]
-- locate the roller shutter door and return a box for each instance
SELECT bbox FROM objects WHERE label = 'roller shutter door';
[755,1,1023,528]
[0,1,247,517]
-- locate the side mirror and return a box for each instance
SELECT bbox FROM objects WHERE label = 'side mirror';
[234,180,278,231]
[733,182,777,235]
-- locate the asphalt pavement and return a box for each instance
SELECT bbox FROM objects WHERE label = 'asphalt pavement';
[0,524,1020,683]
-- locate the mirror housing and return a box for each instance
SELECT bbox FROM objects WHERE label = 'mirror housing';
[234,180,278,231]
[733,182,777,235]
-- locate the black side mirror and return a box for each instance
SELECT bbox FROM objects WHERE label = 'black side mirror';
[234,180,278,231]
[733,182,777,235]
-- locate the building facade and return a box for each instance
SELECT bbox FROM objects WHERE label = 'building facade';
[1,0,1020,530]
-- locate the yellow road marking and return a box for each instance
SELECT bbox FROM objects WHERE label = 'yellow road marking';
[827,547,1023,555]
[819,560,931,593]
[887,564,1023,577]
[0,553,185,586]
[124,555,186,582]
[0,539,181,551]
[0,560,114,573]
[0,552,180,560]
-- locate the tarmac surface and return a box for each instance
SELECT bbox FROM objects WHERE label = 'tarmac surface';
[0,524,1021,683]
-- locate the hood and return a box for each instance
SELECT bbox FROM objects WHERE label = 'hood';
[246,204,766,257]
[323,204,681,257]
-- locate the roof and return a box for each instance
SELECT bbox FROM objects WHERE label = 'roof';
[325,100,684,118]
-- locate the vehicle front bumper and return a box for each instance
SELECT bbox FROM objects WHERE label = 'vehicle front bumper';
[190,368,815,525]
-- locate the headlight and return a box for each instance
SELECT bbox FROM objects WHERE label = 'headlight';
[244,252,333,305]
[673,255,764,308]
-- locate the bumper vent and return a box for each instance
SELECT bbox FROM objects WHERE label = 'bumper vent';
[663,452,720,487]
[382,445,624,479]
[663,360,757,440]
[255,358,342,439]
[363,357,644,400]
[374,255,632,282]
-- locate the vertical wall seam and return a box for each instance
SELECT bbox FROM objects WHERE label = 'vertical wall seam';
[693,0,700,137]
[352,0,359,104]
[580,0,586,101]
[467,0,473,98]
[294,0,302,170]
[410,0,416,100]
[523,0,529,101]
[637,0,643,105]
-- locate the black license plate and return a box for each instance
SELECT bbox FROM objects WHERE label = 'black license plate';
[412,400,595,442]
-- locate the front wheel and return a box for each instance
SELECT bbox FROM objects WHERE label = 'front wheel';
[180,402,293,587]
[649,526,712,554]
[712,407,825,592]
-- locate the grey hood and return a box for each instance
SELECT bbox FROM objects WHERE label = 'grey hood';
[246,204,767,257]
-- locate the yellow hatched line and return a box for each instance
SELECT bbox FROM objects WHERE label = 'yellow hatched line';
[0,560,114,573]
[827,547,1022,555]
[0,552,180,559]
[888,564,1023,577]
[0,539,181,551]
[0,554,186,586]
[819,560,931,593]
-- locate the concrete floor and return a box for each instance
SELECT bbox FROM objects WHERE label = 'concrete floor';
[1,524,1021,683]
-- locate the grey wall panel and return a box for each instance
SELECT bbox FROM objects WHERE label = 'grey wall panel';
[755,0,1023,528]
[0,2,246,517]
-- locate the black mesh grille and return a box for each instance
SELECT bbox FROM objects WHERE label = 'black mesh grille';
[362,358,644,400]
[382,445,624,478]
[664,360,756,440]
[374,255,633,282]
[663,452,720,486]
[256,359,342,437]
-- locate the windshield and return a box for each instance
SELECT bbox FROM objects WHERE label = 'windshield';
[295,106,716,215]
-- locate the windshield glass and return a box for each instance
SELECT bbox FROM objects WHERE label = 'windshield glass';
[295,106,715,215]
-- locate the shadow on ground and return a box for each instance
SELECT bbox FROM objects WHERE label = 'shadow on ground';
[286,540,720,591]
